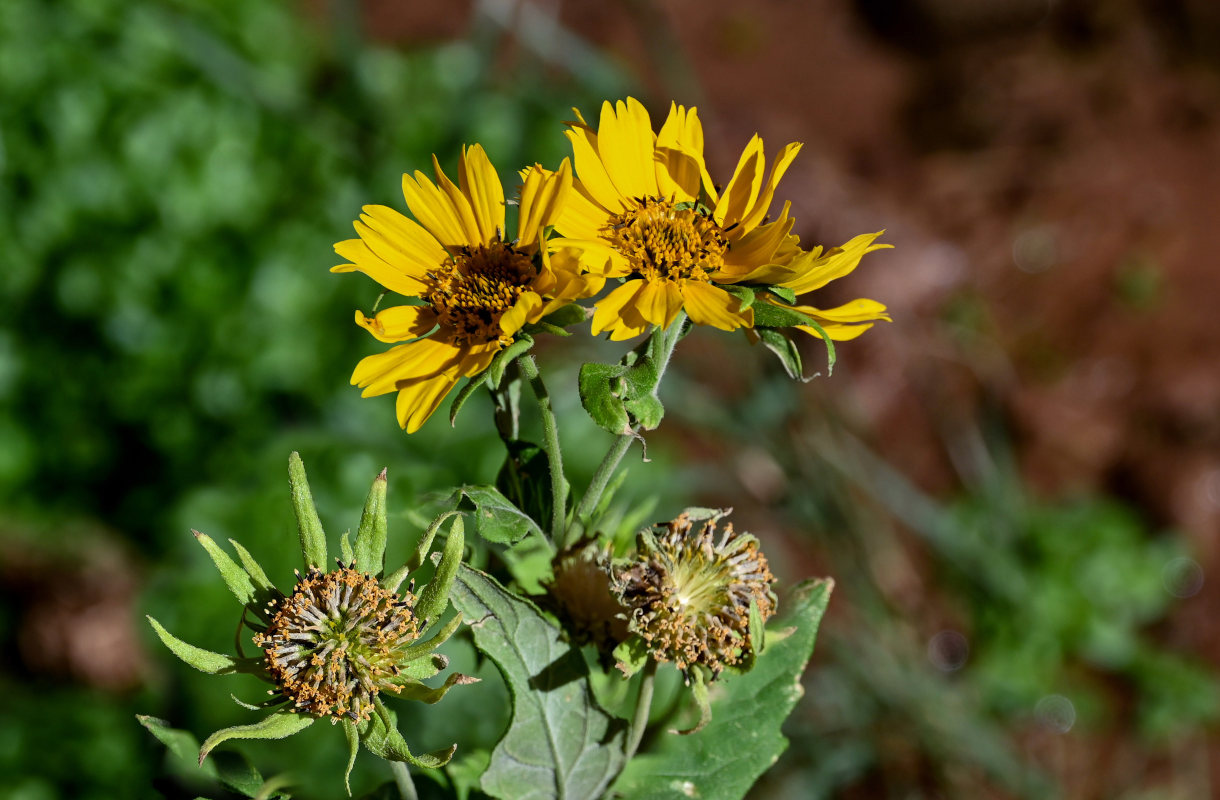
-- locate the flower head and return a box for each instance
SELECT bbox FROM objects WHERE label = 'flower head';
[614,510,776,680]
[146,454,469,792]
[334,146,601,431]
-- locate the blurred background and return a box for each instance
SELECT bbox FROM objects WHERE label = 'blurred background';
[2,0,1219,797]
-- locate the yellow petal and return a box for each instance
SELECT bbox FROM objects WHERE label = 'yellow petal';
[430,153,483,245]
[457,144,506,242]
[721,202,795,272]
[332,238,429,296]
[500,291,543,336]
[794,298,891,324]
[780,231,892,295]
[355,305,438,343]
[550,237,630,278]
[633,279,684,328]
[713,135,764,227]
[359,204,447,273]
[682,281,753,331]
[737,142,802,234]
[591,279,646,338]
[654,103,704,203]
[519,159,572,247]
[401,169,469,248]
[351,337,462,397]
[394,372,460,433]
[553,175,611,241]
[565,126,625,214]
[598,97,659,201]
[795,322,876,341]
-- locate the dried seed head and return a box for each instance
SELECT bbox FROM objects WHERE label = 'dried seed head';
[614,512,776,678]
[254,565,418,722]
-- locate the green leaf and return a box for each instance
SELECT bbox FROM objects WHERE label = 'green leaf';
[755,327,806,381]
[750,304,836,376]
[578,342,666,434]
[343,716,360,796]
[395,672,480,704]
[446,749,492,800]
[488,335,534,388]
[360,702,456,769]
[354,468,388,575]
[539,303,588,329]
[719,284,756,311]
[766,285,797,304]
[611,578,834,800]
[193,531,257,607]
[288,452,328,570]
[147,616,240,675]
[448,374,489,426]
[578,362,631,434]
[450,565,625,800]
[398,610,464,664]
[612,636,649,678]
[340,531,355,564]
[138,715,221,782]
[454,485,546,546]
[227,539,277,596]
[140,716,271,798]
[200,711,314,764]
[405,510,462,577]
[415,516,465,624]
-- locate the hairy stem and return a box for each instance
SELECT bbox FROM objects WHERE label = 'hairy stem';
[624,659,659,762]
[519,354,568,544]
[390,761,419,800]
[567,313,688,548]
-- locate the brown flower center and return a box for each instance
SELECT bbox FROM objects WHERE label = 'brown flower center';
[427,238,537,347]
[602,197,727,284]
[254,566,418,722]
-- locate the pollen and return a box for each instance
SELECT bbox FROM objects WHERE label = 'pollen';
[602,197,727,285]
[542,541,630,656]
[254,565,419,722]
[427,237,537,347]
[615,512,776,678]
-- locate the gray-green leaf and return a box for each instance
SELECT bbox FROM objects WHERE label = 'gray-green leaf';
[451,564,625,800]
[193,531,256,607]
[611,578,834,800]
[147,617,240,675]
[452,485,546,547]
[199,711,314,764]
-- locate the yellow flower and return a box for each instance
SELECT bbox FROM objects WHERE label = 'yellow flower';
[550,97,891,343]
[333,146,599,431]
[545,98,804,340]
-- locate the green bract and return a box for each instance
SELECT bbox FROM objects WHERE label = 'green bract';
[147,452,470,795]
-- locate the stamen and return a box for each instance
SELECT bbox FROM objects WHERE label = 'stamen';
[601,198,728,285]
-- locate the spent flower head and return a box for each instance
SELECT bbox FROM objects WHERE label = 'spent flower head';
[541,539,630,657]
[613,510,777,680]
[146,453,471,793]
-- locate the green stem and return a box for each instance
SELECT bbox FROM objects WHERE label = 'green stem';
[518,354,568,544]
[624,659,658,762]
[390,761,419,800]
[567,313,688,547]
